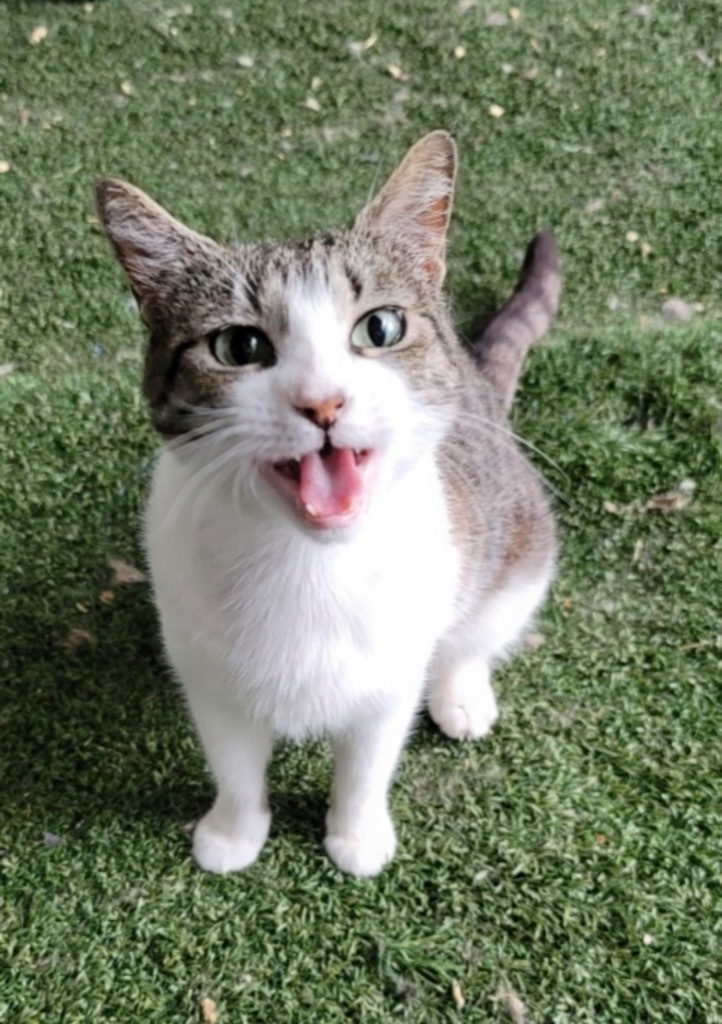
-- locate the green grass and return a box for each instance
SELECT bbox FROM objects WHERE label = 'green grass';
[1,1,721,1021]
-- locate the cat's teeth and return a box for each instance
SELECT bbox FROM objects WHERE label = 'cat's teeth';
[303,497,359,519]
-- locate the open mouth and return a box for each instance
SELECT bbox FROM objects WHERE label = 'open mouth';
[262,442,374,530]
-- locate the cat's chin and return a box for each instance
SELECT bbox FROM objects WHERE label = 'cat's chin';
[259,446,377,533]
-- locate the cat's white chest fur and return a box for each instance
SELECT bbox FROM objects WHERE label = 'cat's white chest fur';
[146,447,460,740]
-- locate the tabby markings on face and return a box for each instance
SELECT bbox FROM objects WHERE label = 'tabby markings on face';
[236,277,412,531]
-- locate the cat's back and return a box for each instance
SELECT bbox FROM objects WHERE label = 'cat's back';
[437,343,555,612]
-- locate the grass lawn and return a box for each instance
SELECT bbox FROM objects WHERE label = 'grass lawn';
[1,1,720,1021]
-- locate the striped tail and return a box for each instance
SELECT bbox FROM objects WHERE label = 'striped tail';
[473,231,561,410]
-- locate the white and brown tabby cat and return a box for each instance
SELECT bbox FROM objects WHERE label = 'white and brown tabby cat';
[94,131,560,877]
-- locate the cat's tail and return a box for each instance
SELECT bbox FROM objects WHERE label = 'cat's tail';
[472,231,561,411]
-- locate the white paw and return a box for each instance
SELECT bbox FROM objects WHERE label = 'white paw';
[324,812,396,877]
[430,696,498,740]
[428,662,499,741]
[192,809,271,874]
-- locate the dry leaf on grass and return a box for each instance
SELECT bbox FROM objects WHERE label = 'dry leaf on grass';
[680,640,714,652]
[64,627,96,649]
[108,557,147,585]
[99,590,115,604]
[694,49,714,69]
[662,297,694,323]
[116,350,142,363]
[524,630,545,651]
[584,198,605,214]
[493,986,528,1024]
[451,980,466,1009]
[200,997,218,1023]
[643,489,692,513]
[605,482,694,516]
[603,499,630,515]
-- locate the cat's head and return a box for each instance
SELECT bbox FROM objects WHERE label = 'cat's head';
[94,131,466,534]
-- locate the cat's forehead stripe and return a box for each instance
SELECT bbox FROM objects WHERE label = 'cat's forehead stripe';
[344,263,363,300]
[243,273,262,315]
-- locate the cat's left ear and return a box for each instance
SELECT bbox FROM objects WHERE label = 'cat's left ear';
[93,178,221,325]
[355,130,457,285]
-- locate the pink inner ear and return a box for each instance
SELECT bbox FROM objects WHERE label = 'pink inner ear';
[420,198,449,280]
[418,194,451,280]
[413,192,448,278]
[420,195,451,235]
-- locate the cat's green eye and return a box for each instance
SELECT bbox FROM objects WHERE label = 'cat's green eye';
[211,325,276,369]
[351,308,406,353]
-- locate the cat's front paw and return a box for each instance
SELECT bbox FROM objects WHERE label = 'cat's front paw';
[324,811,396,878]
[192,808,271,874]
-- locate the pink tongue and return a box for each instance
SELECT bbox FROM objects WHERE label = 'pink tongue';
[298,447,364,519]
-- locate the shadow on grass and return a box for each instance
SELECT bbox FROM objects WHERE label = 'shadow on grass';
[2,583,204,835]
[2,579,335,849]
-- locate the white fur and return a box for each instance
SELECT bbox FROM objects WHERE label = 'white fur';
[428,574,552,741]
[148,446,458,876]
[145,274,548,877]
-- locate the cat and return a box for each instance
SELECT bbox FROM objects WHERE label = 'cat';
[94,131,560,878]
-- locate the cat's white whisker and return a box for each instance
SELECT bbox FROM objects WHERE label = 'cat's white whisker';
[450,407,573,506]
[160,439,253,527]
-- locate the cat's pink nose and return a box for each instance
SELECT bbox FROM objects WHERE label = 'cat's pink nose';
[295,395,345,429]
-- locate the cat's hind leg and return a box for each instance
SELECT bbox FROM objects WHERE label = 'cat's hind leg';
[428,571,551,741]
[427,656,499,741]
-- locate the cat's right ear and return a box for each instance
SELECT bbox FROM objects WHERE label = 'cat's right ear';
[93,178,216,323]
[354,131,457,286]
